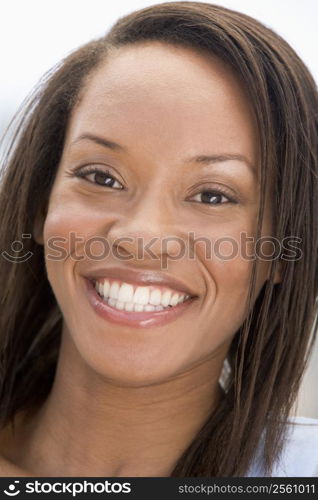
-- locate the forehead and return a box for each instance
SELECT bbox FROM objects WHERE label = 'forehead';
[65,42,258,161]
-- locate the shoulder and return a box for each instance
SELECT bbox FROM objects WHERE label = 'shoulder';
[247,416,318,477]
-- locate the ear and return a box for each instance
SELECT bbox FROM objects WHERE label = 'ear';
[33,201,47,246]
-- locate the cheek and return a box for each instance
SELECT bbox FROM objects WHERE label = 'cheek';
[41,194,100,307]
[42,190,119,262]
[194,216,269,336]
[43,193,103,237]
[194,216,256,280]
[198,259,252,352]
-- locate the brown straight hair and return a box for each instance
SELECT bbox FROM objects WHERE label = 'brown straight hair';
[0,2,317,476]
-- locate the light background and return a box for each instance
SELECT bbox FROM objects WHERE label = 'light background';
[0,0,317,417]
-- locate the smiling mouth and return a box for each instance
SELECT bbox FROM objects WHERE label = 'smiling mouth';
[82,266,198,328]
[92,277,193,313]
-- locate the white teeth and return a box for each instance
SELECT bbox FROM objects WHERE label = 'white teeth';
[161,290,172,307]
[103,280,110,298]
[94,279,191,312]
[106,299,166,312]
[144,304,155,311]
[118,283,134,303]
[170,293,179,306]
[124,302,135,312]
[133,286,150,305]
[149,289,162,305]
[109,281,120,300]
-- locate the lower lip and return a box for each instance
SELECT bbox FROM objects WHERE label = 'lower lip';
[83,278,196,328]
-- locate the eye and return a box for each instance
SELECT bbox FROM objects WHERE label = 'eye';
[74,166,124,189]
[189,189,237,205]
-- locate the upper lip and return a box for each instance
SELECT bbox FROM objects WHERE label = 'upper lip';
[83,266,198,297]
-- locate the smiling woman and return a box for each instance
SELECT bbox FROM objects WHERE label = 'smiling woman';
[0,1,317,478]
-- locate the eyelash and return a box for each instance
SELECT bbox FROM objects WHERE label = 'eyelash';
[189,189,237,205]
[74,166,238,205]
[74,165,124,190]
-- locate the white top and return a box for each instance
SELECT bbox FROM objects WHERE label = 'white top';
[246,416,318,477]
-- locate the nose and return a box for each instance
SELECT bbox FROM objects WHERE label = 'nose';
[105,190,185,265]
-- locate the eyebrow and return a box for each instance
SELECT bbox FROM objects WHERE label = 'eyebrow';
[71,133,126,152]
[184,153,257,178]
[71,133,256,177]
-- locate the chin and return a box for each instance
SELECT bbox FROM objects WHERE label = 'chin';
[67,325,197,388]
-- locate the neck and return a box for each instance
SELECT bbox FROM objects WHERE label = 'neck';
[5,330,227,477]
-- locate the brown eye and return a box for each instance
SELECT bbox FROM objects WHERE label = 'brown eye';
[88,171,122,188]
[190,189,235,205]
[75,167,124,189]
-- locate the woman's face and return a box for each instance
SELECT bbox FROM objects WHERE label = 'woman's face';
[37,42,277,385]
